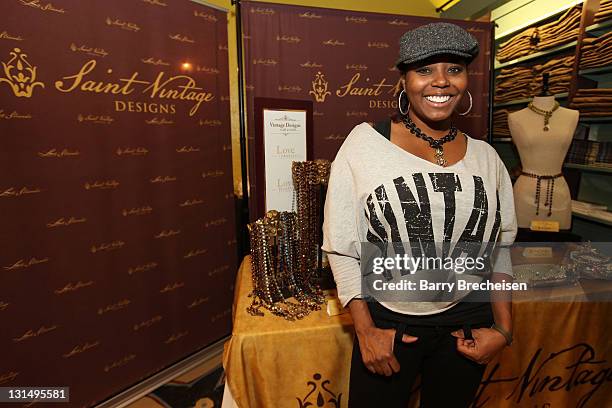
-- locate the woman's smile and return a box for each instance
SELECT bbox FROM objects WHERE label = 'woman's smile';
[423,94,455,107]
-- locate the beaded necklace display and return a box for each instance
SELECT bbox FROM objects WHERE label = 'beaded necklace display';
[246,159,331,320]
[520,172,562,217]
[520,101,562,216]
[401,114,458,167]
[527,100,560,131]
[247,210,315,320]
[278,210,322,311]
[291,159,331,305]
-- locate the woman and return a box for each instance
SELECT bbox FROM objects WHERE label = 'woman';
[321,22,517,407]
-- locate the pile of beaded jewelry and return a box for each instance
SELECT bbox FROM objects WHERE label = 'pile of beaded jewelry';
[292,159,331,304]
[565,242,612,280]
[247,210,323,320]
[512,263,570,287]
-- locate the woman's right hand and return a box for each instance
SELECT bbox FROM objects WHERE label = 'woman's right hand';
[356,326,418,376]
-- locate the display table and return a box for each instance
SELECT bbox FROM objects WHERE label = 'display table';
[222,256,612,408]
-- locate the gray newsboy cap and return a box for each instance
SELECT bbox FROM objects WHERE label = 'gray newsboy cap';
[396,22,479,67]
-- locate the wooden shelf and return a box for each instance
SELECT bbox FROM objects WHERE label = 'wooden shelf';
[585,19,612,36]
[572,210,612,227]
[578,65,612,80]
[579,116,612,123]
[564,163,612,173]
[495,2,582,41]
[492,5,612,239]
[494,93,568,108]
[494,41,577,70]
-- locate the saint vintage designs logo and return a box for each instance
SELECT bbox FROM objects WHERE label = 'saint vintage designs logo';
[47,217,86,228]
[106,17,140,32]
[142,0,167,6]
[169,33,195,43]
[299,12,322,19]
[250,7,275,15]
[276,35,301,44]
[104,354,135,372]
[0,48,45,97]
[474,343,612,408]
[19,0,66,14]
[194,10,217,21]
[300,61,323,68]
[165,331,189,344]
[309,70,402,107]
[1,49,215,116]
[133,315,162,331]
[128,262,158,275]
[63,340,100,358]
[0,31,24,41]
[345,16,367,24]
[179,198,203,207]
[142,57,170,66]
[70,43,108,58]
[55,280,93,294]
[309,72,331,102]
[55,59,213,116]
[297,373,342,408]
[13,325,59,342]
[188,296,209,309]
[4,257,48,271]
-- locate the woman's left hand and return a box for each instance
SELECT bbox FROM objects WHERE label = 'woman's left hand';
[450,328,507,365]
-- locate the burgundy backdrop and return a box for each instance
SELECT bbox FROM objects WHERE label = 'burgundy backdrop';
[242,1,493,220]
[0,1,236,406]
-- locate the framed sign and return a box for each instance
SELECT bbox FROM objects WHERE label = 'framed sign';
[254,98,313,219]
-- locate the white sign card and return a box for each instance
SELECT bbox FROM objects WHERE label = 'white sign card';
[263,109,307,212]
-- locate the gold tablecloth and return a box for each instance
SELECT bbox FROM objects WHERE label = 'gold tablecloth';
[223,256,612,407]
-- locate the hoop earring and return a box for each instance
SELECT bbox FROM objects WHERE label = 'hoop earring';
[398,89,410,115]
[458,90,472,116]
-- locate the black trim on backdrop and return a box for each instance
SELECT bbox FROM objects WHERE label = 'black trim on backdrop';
[253,97,314,220]
[436,0,456,13]
[233,0,250,257]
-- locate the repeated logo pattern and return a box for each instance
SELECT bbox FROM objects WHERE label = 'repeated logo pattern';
[1,1,236,407]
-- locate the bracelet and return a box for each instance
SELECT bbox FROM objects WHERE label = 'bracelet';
[491,323,513,346]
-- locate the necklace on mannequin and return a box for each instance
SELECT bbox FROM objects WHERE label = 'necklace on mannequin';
[400,114,458,167]
[527,100,560,131]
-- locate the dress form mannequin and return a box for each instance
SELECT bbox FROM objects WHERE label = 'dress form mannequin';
[508,95,579,229]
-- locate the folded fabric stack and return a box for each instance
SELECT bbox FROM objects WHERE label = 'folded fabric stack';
[495,66,532,102]
[566,140,600,165]
[580,31,612,69]
[572,201,612,222]
[566,140,612,166]
[571,200,608,212]
[492,108,520,138]
[495,55,573,103]
[596,141,612,165]
[497,6,582,63]
[569,88,612,117]
[593,0,612,24]
[496,26,539,64]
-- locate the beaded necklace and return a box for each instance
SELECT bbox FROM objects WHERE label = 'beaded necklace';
[527,101,560,131]
[401,114,458,167]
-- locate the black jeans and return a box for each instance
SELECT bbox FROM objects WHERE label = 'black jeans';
[348,317,491,408]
